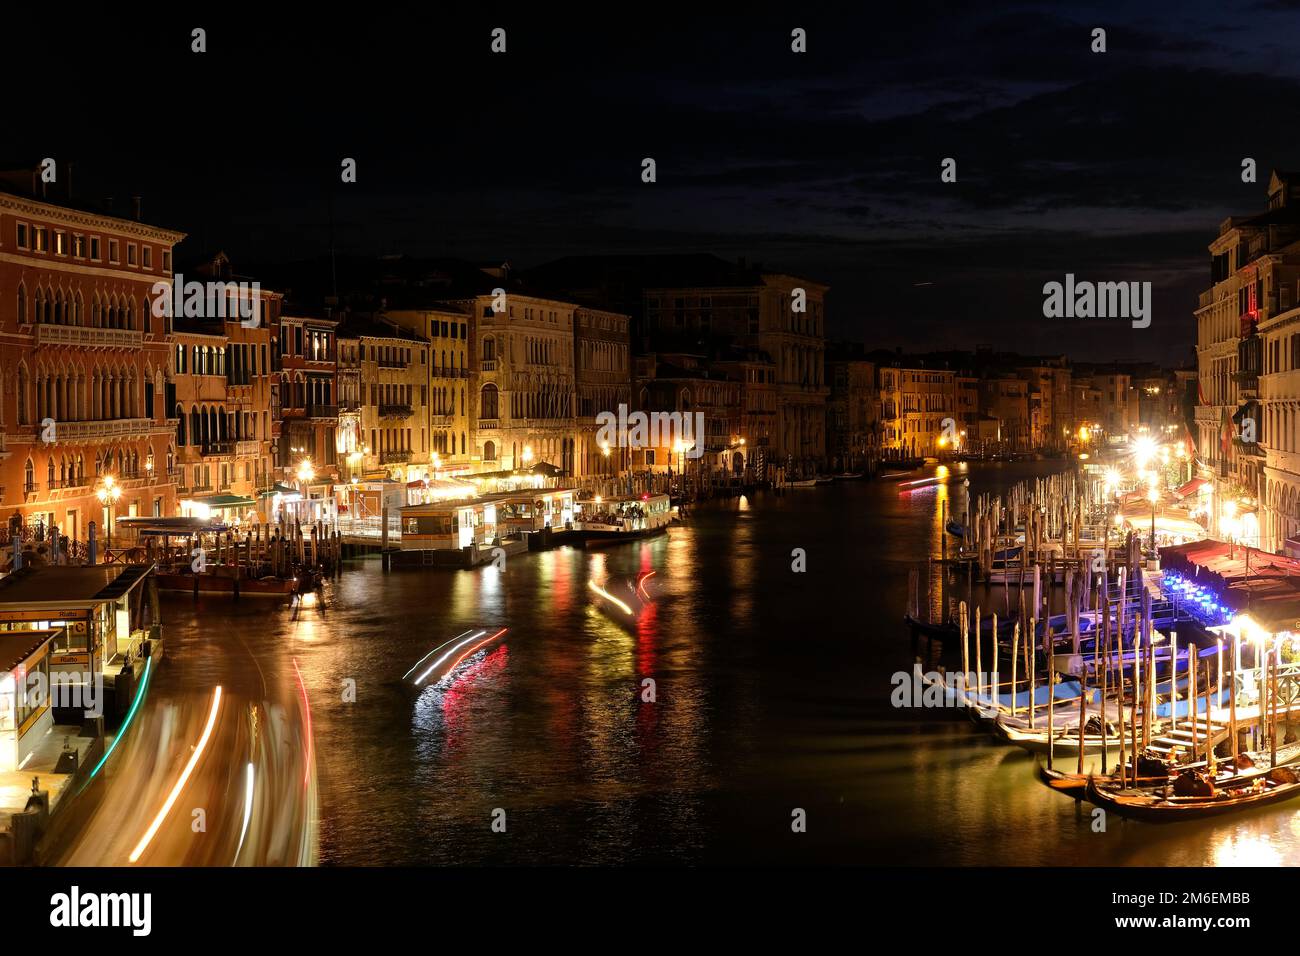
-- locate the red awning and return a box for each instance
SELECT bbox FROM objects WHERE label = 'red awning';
[1173,477,1207,500]
[1160,539,1300,629]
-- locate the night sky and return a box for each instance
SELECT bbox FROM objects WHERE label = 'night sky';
[14,3,1300,364]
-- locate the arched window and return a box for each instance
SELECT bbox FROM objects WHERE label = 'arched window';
[480,383,498,420]
[16,282,27,324]
[484,440,496,461]
[25,459,35,492]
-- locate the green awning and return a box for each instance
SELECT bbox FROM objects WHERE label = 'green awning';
[191,494,257,509]
[258,483,300,499]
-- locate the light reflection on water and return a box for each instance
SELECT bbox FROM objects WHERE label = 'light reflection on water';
[156,462,1300,864]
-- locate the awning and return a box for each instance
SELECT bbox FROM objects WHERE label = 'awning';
[188,494,256,510]
[258,483,299,499]
[1173,477,1208,499]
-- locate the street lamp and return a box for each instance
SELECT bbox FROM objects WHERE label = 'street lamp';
[95,474,122,551]
[1147,484,1159,553]
[522,445,534,468]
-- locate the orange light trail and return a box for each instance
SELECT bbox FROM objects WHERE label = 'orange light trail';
[589,579,633,615]
[637,570,656,600]
[415,630,487,685]
[292,657,313,789]
[128,685,222,863]
[444,629,507,678]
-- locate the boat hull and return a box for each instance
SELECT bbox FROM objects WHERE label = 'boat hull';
[580,525,670,549]
[1085,774,1300,822]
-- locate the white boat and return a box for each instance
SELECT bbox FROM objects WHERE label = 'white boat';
[575,494,674,547]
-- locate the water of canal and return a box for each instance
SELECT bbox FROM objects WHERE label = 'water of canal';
[157,461,1300,864]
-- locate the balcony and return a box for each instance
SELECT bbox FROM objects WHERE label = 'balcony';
[36,418,152,443]
[307,403,338,420]
[202,441,235,457]
[480,360,497,372]
[431,415,454,428]
[49,477,89,491]
[379,404,413,420]
[478,419,499,431]
[1233,437,1265,458]
[36,323,143,350]
[380,449,412,464]
[236,440,262,457]
[23,481,39,496]
[377,359,406,369]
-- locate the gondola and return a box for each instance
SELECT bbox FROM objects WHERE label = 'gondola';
[995,714,1121,755]
[1037,744,1300,801]
[1085,765,1300,822]
[1035,760,1167,799]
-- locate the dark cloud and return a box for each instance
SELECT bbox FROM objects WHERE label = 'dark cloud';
[11,3,1300,364]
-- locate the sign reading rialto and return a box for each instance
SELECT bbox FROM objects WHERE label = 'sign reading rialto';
[150,274,262,327]
[595,403,705,459]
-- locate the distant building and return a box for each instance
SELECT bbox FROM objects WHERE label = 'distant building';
[877,362,955,458]
[825,345,879,471]
[531,254,828,476]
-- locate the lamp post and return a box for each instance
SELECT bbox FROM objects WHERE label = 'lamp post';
[95,474,122,551]
[296,458,315,525]
[1148,484,1159,555]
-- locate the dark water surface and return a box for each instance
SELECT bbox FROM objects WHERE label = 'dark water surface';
[157,462,1300,865]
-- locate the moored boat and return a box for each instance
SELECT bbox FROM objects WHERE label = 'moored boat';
[1084,765,1300,822]
[574,494,673,548]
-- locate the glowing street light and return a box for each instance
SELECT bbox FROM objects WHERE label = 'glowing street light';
[95,474,122,550]
[1133,434,1157,470]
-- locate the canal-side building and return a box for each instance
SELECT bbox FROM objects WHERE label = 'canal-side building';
[713,346,778,477]
[876,361,956,458]
[633,353,743,480]
[529,254,829,476]
[824,344,879,472]
[574,306,632,479]
[273,308,339,523]
[0,170,185,551]
[1196,169,1300,542]
[385,304,476,474]
[1259,303,1300,554]
[335,313,431,482]
[171,253,277,525]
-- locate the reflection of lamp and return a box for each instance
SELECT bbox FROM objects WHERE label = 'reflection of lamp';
[95,474,122,550]
[522,446,534,467]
